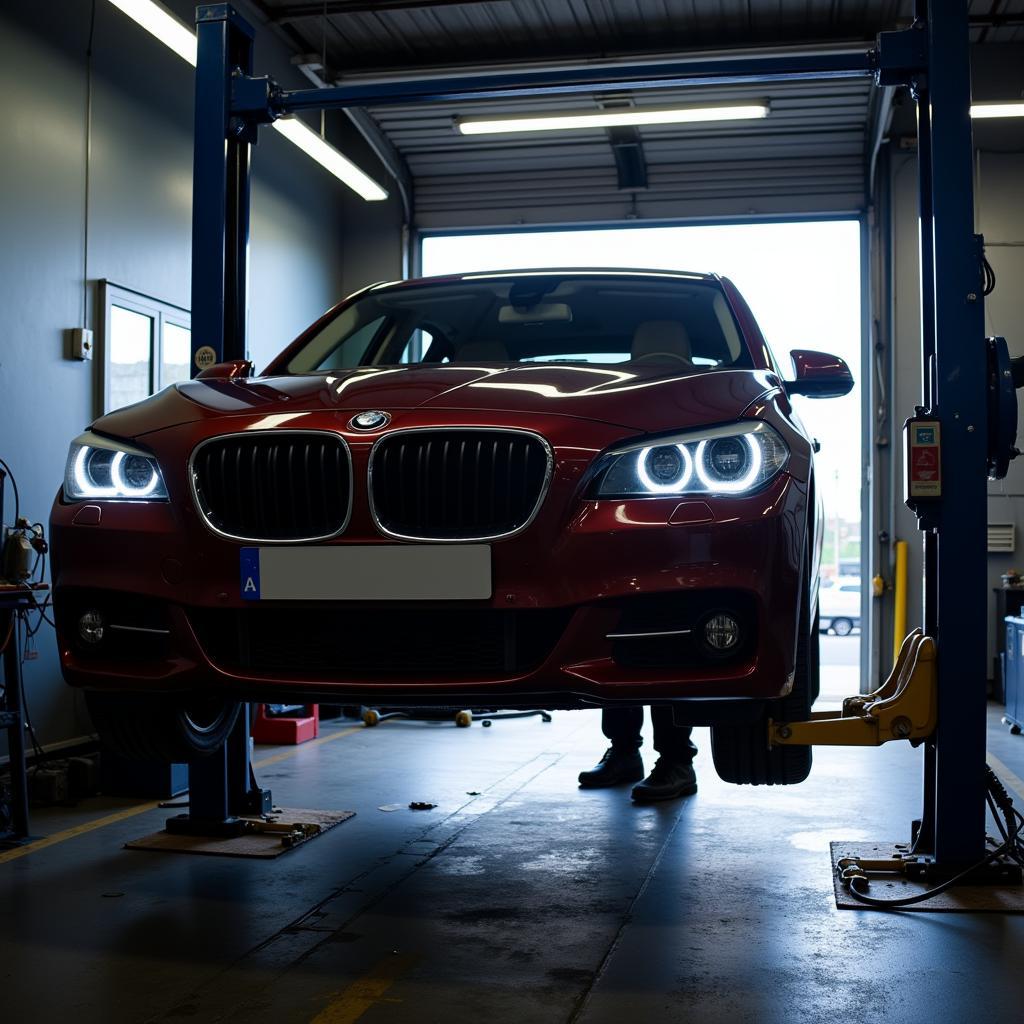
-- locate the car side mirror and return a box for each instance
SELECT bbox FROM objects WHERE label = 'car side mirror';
[196,359,254,380]
[785,349,854,399]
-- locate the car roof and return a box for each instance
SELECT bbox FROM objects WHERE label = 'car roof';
[368,268,719,293]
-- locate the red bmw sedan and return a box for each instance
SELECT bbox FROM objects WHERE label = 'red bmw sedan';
[51,270,852,784]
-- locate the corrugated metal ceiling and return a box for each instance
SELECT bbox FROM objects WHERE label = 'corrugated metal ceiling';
[374,79,874,224]
[257,1,1024,74]
[249,1,1024,227]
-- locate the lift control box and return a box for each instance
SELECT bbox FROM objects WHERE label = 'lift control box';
[904,416,942,509]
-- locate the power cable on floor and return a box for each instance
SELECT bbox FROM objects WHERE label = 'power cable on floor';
[846,766,1024,908]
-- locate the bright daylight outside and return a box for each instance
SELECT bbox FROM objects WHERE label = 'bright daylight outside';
[422,220,863,699]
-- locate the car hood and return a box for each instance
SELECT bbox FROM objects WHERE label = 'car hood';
[96,364,782,438]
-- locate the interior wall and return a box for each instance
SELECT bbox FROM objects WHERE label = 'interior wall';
[0,0,398,752]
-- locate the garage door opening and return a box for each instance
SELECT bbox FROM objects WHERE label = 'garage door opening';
[422,220,863,700]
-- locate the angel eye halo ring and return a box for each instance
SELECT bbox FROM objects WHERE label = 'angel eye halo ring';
[593,421,788,498]
[64,431,169,501]
[636,444,694,493]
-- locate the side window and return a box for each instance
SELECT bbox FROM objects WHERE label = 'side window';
[400,328,435,364]
[314,316,387,370]
[101,282,191,412]
[712,291,744,363]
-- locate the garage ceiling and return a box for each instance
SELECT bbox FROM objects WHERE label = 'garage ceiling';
[250,1,1024,228]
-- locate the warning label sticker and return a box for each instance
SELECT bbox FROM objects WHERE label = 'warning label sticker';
[908,421,941,498]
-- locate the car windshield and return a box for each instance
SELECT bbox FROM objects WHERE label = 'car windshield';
[284,274,752,374]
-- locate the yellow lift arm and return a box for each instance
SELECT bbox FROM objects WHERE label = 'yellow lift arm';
[770,629,937,748]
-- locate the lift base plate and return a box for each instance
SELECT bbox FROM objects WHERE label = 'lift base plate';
[128,808,356,859]
[831,842,1024,912]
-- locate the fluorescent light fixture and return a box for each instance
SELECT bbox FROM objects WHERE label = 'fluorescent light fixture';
[103,0,387,201]
[971,102,1024,119]
[272,118,388,201]
[457,102,769,135]
[106,0,197,65]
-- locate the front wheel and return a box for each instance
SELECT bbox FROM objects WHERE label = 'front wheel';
[831,617,854,637]
[710,577,815,786]
[86,691,241,762]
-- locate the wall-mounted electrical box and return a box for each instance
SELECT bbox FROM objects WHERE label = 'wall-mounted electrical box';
[67,327,94,361]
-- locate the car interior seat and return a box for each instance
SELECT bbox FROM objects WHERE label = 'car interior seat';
[630,320,693,365]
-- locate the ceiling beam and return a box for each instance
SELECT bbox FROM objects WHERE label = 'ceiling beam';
[268,1,494,22]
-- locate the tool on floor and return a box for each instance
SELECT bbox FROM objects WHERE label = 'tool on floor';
[247,816,323,849]
[361,706,551,728]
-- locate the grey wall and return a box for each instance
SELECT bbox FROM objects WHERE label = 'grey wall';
[0,0,399,751]
[869,44,1024,687]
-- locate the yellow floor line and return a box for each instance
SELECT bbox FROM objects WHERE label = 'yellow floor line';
[987,751,1024,805]
[0,799,163,866]
[254,723,367,769]
[309,954,418,1024]
[0,720,374,866]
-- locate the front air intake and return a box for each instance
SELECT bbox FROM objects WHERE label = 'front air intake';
[191,431,351,542]
[369,429,552,541]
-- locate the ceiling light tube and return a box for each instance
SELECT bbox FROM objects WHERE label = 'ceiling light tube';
[104,0,387,201]
[106,0,198,65]
[970,102,1024,119]
[457,102,769,135]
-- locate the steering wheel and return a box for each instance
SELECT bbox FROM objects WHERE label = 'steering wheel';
[631,350,691,365]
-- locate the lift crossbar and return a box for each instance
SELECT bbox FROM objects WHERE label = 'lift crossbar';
[275,53,877,113]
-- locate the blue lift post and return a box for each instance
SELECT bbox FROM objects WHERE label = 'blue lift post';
[187,2,994,871]
[916,2,989,867]
[190,4,254,368]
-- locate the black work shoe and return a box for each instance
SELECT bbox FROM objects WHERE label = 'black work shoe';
[578,747,645,788]
[631,757,698,802]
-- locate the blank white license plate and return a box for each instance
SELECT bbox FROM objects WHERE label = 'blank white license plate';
[240,545,492,601]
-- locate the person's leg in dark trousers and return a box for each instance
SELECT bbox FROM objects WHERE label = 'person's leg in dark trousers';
[631,707,699,801]
[578,706,646,787]
[651,706,698,762]
[603,706,644,751]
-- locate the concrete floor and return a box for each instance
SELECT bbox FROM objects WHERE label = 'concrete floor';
[3,700,1024,1023]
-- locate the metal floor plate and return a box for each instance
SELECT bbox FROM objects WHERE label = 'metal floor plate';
[831,841,1024,912]
[125,808,356,859]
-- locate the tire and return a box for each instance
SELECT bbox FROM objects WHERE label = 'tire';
[808,606,821,704]
[710,570,815,787]
[832,617,853,637]
[86,691,241,763]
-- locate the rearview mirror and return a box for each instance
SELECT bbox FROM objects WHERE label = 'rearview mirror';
[196,359,254,380]
[785,349,854,399]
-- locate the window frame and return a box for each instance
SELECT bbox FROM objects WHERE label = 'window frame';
[99,281,191,414]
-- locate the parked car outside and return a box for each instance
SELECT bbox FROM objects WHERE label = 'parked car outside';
[819,576,862,636]
[50,270,853,784]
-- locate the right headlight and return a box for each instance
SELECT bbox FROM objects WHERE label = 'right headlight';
[63,431,169,501]
[591,421,789,498]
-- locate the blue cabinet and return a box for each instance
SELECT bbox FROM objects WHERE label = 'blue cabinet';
[1005,617,1024,732]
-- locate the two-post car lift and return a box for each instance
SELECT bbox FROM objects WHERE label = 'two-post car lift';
[183,0,1014,881]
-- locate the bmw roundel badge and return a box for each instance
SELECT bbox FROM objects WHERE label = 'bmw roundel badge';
[349,410,391,431]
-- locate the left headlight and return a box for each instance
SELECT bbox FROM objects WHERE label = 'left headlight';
[592,421,789,498]
[63,431,169,501]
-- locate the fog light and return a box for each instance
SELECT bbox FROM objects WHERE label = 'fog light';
[704,613,739,651]
[78,610,105,645]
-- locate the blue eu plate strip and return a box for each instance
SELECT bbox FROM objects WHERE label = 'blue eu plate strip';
[240,547,261,600]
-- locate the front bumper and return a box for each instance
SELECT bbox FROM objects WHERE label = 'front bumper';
[50,461,806,707]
